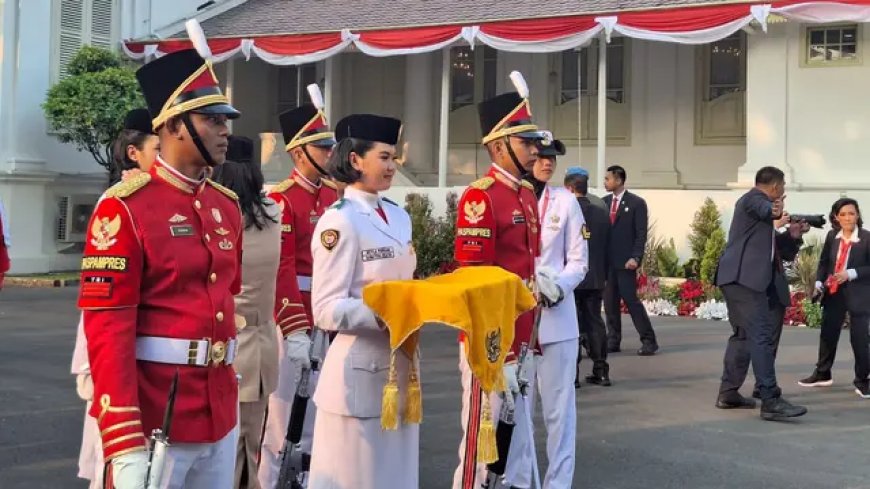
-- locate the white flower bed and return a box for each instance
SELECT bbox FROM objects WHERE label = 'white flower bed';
[694,299,729,321]
[643,299,678,317]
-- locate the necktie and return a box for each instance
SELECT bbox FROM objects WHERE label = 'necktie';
[827,238,852,294]
[609,197,619,224]
[376,205,389,224]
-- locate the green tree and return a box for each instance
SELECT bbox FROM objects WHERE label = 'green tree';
[405,192,457,278]
[700,228,726,284]
[688,198,723,276]
[42,46,143,175]
[656,238,681,278]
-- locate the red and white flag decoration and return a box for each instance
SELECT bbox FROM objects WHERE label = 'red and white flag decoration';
[122,1,870,65]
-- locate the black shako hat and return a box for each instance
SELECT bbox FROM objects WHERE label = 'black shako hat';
[123,108,155,134]
[279,104,336,151]
[135,49,239,131]
[334,114,402,146]
[227,135,254,164]
[478,92,547,145]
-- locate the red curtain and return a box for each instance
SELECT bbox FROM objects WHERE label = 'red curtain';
[357,26,462,49]
[252,32,344,55]
[480,15,598,41]
[617,4,753,32]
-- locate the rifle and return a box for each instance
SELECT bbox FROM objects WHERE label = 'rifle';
[484,304,543,489]
[145,370,179,489]
[276,329,323,489]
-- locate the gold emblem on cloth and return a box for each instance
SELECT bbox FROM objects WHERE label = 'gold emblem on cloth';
[219,238,234,251]
[168,214,188,223]
[215,227,230,236]
[485,329,501,363]
[90,214,122,251]
[464,200,486,225]
[212,208,223,223]
[211,341,227,364]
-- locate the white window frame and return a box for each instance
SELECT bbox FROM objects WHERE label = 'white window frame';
[695,32,747,145]
[554,37,632,144]
[801,23,862,68]
[50,0,119,83]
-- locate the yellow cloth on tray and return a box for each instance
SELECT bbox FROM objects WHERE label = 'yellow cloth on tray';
[362,265,536,393]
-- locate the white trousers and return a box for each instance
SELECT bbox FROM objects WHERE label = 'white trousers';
[452,345,537,489]
[534,339,578,489]
[258,330,327,489]
[76,406,103,489]
[154,424,239,489]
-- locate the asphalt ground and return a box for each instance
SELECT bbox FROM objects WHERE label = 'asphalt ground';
[1,287,868,488]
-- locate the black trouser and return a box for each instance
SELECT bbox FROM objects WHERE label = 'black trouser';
[814,292,870,384]
[604,268,657,347]
[719,284,782,400]
[575,288,609,375]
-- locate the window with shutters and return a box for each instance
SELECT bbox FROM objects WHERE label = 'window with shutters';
[276,64,320,122]
[695,32,746,145]
[52,0,117,81]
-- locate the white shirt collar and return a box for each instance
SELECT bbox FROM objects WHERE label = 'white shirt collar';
[836,229,861,243]
[491,162,521,185]
[612,189,626,201]
[344,186,380,210]
[157,155,206,185]
[293,168,321,189]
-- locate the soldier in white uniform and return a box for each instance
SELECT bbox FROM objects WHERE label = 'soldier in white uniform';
[307,114,419,489]
[524,136,588,489]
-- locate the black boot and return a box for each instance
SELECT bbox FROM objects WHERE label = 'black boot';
[760,397,807,420]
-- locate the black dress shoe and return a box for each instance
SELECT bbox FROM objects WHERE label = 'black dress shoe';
[760,397,807,420]
[586,374,612,387]
[751,389,761,399]
[637,344,659,356]
[716,393,756,409]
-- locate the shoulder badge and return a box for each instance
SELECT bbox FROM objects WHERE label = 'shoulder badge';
[470,176,495,190]
[328,198,347,210]
[270,178,295,194]
[321,179,338,190]
[206,179,239,201]
[104,172,151,199]
[381,197,398,207]
[520,180,534,191]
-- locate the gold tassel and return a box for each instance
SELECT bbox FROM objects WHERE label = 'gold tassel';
[381,351,400,430]
[477,394,498,464]
[404,357,422,424]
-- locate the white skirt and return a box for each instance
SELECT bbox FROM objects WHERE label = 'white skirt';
[307,410,419,489]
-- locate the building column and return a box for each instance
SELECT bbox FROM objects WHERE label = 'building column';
[0,0,21,171]
[641,41,682,188]
[402,52,436,180]
[733,24,792,188]
[596,32,608,194]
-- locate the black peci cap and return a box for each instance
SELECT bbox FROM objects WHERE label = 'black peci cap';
[279,104,336,151]
[123,108,154,134]
[334,114,402,145]
[227,135,254,164]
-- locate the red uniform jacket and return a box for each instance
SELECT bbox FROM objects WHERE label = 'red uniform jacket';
[0,211,9,286]
[78,159,242,460]
[454,164,540,361]
[268,170,338,336]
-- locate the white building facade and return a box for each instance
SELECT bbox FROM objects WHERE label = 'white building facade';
[1,0,868,272]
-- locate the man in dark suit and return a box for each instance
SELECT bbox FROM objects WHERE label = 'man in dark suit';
[602,165,658,356]
[565,167,611,387]
[716,166,809,420]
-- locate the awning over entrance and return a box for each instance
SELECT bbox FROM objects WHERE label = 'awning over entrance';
[123,1,870,64]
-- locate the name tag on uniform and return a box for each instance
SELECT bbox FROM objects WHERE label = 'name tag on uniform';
[512,215,526,225]
[170,225,195,237]
[361,247,395,262]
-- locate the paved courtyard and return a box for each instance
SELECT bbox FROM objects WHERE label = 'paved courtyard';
[1,287,868,488]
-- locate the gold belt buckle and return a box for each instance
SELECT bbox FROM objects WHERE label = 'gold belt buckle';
[211,341,227,366]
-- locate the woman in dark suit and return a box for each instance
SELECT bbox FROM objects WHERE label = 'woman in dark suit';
[798,197,870,398]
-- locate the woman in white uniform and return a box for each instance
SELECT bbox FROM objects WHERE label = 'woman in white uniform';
[308,114,419,489]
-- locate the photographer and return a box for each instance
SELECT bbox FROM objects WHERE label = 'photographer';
[798,198,870,398]
[715,166,810,420]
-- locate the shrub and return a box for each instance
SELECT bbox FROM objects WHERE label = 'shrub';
[641,221,665,277]
[687,198,723,277]
[405,192,457,278]
[656,238,681,278]
[787,235,824,297]
[661,284,681,304]
[700,228,726,285]
[802,299,823,329]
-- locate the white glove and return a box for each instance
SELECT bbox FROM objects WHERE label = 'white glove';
[536,266,564,307]
[76,373,94,401]
[111,450,149,489]
[502,363,520,395]
[284,331,312,369]
[518,354,536,386]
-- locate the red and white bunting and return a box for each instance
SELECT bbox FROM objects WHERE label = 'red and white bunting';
[121,1,870,65]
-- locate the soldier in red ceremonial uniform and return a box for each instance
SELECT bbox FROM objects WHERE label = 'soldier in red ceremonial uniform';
[0,201,9,290]
[78,42,243,489]
[258,85,339,488]
[452,72,546,489]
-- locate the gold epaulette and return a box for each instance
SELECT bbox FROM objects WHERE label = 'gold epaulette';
[270,178,295,194]
[470,176,495,190]
[104,173,151,199]
[322,179,338,190]
[520,180,534,191]
[207,179,239,201]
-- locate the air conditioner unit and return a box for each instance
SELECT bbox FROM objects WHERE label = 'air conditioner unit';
[57,194,100,243]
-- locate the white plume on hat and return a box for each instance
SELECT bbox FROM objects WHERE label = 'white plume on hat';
[185,18,212,60]
[509,70,529,99]
[307,83,325,111]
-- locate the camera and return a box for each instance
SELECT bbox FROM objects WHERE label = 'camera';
[788,214,826,229]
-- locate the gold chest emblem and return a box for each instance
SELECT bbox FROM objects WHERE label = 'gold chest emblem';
[90,214,121,251]
[464,200,486,225]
